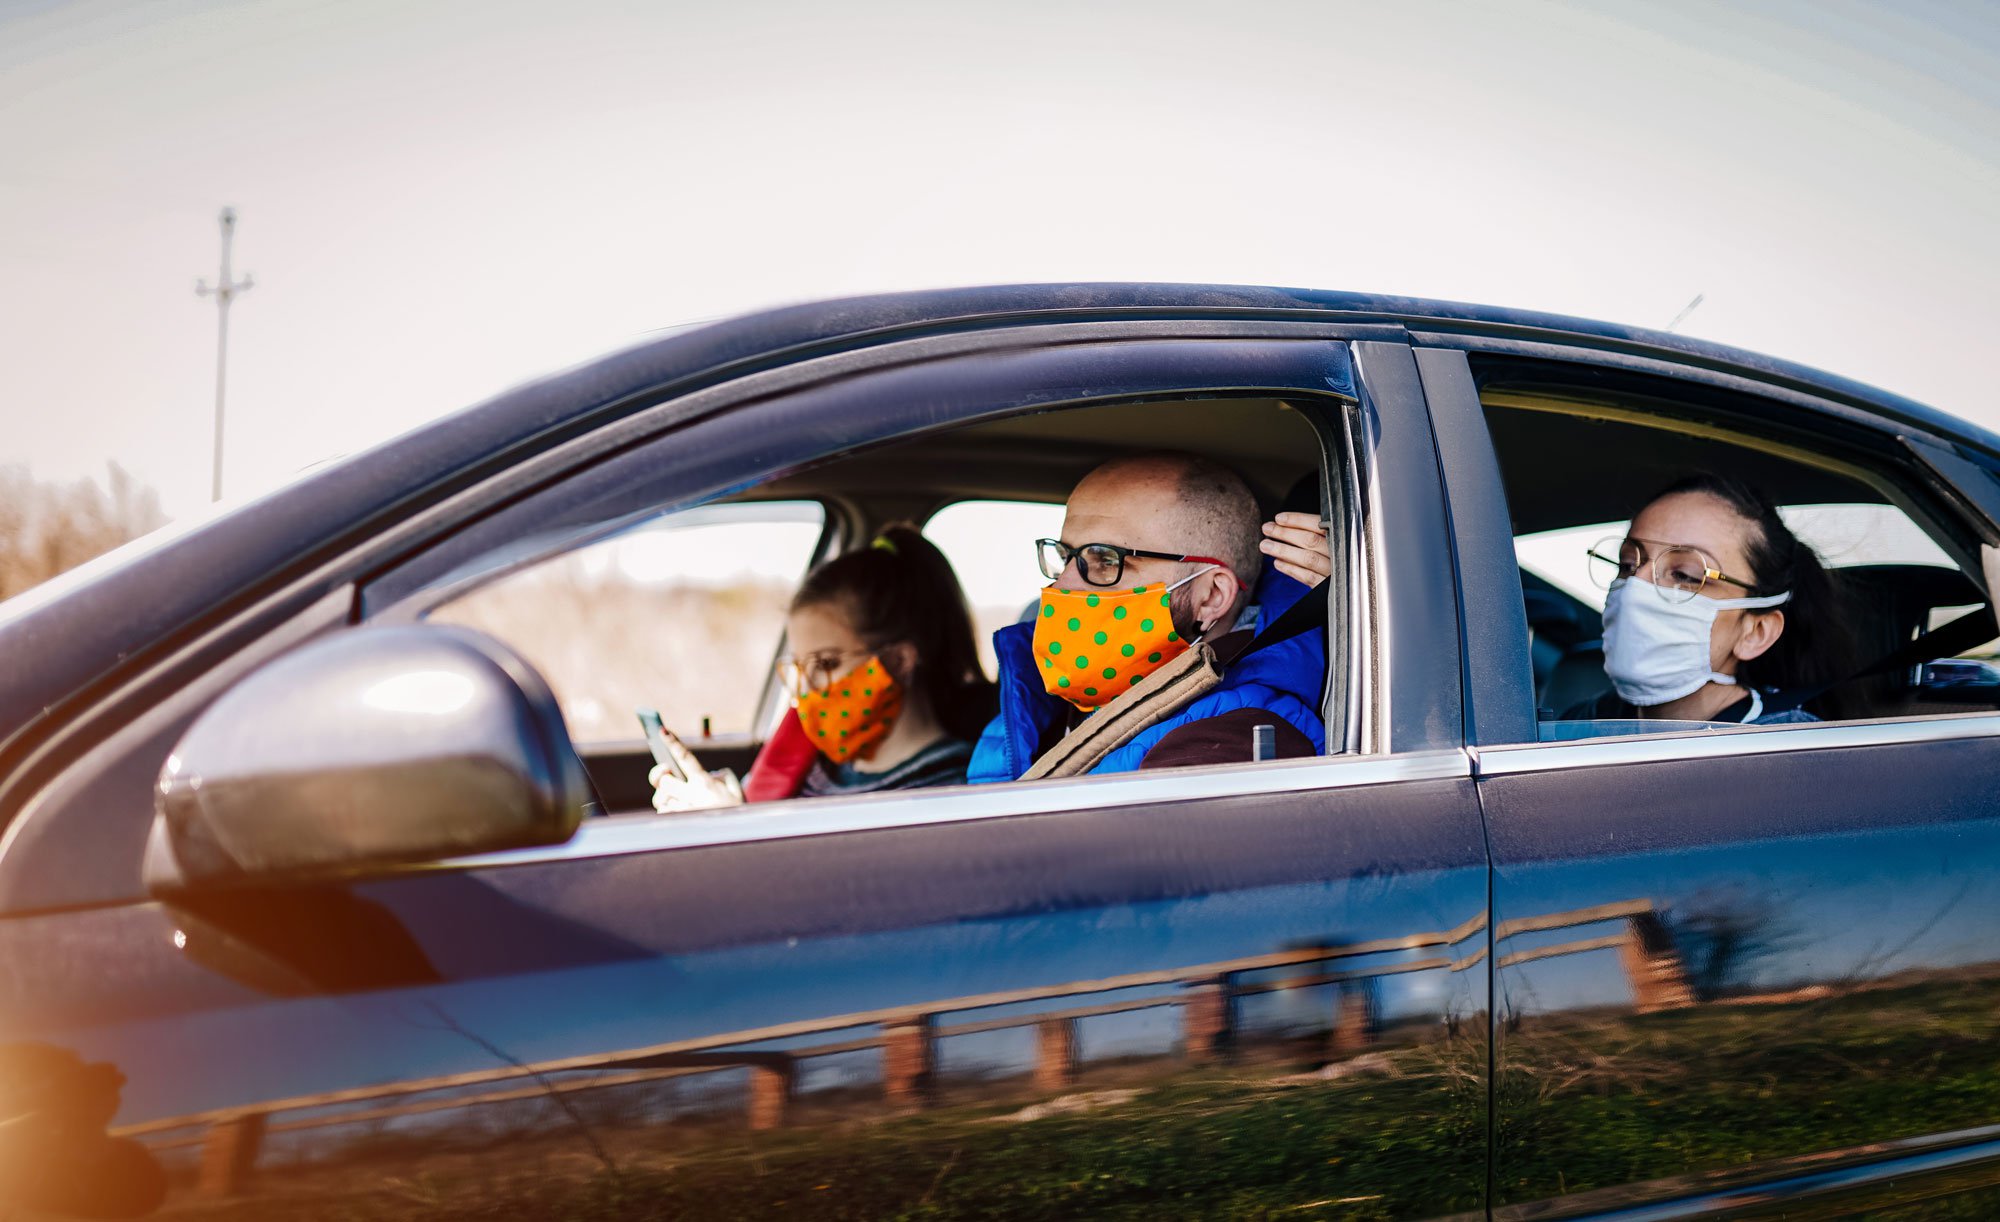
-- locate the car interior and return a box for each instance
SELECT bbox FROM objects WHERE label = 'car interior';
[431,395,1340,813]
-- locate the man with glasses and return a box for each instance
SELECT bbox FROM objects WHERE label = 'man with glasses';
[966,451,1332,782]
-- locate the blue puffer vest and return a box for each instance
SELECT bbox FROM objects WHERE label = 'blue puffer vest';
[966,579,1326,783]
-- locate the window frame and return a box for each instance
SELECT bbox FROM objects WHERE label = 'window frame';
[355,327,1438,833]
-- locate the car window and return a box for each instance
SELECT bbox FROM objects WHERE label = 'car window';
[426,501,826,743]
[922,498,1067,675]
[379,392,1345,814]
[1483,394,1999,736]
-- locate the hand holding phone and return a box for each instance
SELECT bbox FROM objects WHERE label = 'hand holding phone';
[636,707,744,813]
[636,707,686,782]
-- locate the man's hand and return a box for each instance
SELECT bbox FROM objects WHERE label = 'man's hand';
[647,726,746,813]
[1260,511,1332,587]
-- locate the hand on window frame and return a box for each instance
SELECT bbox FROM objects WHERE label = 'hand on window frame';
[1260,511,1332,588]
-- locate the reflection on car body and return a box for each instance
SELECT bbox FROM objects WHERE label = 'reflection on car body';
[1,285,1997,1218]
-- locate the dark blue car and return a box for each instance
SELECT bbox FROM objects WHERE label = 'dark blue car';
[3,285,1997,1219]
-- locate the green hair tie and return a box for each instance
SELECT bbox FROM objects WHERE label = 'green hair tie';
[871,535,898,555]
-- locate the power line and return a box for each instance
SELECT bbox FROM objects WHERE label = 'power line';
[194,207,254,503]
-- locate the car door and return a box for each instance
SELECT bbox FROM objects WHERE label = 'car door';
[1413,344,2000,1219]
[2,326,1492,1219]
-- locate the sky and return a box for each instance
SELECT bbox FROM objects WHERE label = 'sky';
[5,0,2000,520]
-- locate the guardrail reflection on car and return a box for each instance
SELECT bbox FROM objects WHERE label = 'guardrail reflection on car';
[103,899,1702,1200]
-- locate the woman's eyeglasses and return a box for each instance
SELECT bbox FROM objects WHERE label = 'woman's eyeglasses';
[1587,536,1759,604]
[1035,538,1229,588]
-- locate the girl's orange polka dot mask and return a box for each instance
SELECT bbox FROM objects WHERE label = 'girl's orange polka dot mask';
[1031,568,1211,710]
[793,658,903,764]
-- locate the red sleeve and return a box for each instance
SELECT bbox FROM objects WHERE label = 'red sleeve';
[742,711,820,802]
[1138,708,1317,771]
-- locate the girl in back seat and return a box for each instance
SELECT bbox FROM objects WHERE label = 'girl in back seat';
[650,524,996,809]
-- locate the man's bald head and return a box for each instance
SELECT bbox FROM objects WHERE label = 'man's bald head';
[1061,451,1264,633]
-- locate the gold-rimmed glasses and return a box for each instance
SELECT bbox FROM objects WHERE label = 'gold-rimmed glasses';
[1586,536,1760,604]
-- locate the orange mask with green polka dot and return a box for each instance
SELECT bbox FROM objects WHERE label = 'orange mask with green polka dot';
[793,657,903,764]
[1032,570,1209,711]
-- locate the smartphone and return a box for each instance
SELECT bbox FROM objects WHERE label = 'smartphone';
[635,707,685,781]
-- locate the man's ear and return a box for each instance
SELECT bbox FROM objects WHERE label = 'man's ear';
[1195,568,1243,634]
[1731,609,1785,663]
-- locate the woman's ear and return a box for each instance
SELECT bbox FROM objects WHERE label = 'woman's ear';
[1731,609,1785,663]
[880,640,921,685]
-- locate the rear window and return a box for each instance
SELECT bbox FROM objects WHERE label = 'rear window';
[923,498,1067,675]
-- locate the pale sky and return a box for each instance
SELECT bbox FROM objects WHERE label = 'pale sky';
[5,0,2000,519]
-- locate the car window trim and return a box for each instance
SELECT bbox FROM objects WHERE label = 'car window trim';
[1351,341,1464,755]
[359,320,1375,617]
[445,748,1472,869]
[1415,348,1538,747]
[1472,711,2000,777]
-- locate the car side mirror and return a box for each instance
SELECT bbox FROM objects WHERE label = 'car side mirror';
[145,624,588,893]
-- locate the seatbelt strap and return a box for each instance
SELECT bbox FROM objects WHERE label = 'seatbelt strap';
[1244,581,1330,652]
[1764,605,1998,714]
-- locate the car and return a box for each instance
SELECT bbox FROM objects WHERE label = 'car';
[2,283,1998,1220]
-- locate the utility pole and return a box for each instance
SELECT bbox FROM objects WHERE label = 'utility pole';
[195,207,254,502]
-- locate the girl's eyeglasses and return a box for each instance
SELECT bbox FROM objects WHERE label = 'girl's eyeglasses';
[775,647,875,697]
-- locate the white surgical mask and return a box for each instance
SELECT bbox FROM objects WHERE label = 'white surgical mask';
[1601,578,1791,707]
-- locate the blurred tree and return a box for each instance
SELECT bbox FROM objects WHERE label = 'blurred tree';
[1664,885,1803,1001]
[0,464,166,601]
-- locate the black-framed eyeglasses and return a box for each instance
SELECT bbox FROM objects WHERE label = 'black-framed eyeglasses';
[1586,535,1760,605]
[1035,538,1230,589]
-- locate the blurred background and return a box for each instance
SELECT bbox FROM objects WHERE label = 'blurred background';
[4,0,1997,600]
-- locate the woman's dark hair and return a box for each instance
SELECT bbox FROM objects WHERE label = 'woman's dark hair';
[1648,473,1860,714]
[790,523,998,742]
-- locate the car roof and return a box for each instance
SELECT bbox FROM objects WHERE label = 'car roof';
[669,283,2000,456]
[3,283,1994,770]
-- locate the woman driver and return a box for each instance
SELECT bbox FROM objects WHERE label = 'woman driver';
[650,524,996,810]
[1571,473,1854,725]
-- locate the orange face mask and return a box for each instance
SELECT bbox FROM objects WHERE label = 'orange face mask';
[1031,569,1210,710]
[793,657,903,764]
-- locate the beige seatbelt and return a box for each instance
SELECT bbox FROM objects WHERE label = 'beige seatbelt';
[1020,643,1225,781]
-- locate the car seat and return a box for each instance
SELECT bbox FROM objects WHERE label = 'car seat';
[1521,570,1609,715]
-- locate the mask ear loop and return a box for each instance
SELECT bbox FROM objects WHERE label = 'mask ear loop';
[1166,563,1225,645]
